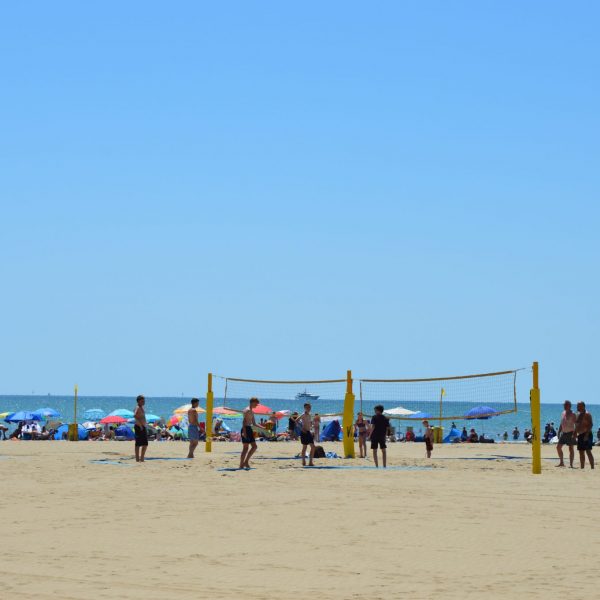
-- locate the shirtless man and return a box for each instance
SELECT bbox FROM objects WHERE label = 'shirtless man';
[312,413,321,444]
[298,403,316,466]
[187,398,201,458]
[575,401,594,469]
[134,395,148,462]
[556,400,576,468]
[239,397,259,469]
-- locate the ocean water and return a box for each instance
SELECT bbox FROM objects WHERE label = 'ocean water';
[1,394,598,440]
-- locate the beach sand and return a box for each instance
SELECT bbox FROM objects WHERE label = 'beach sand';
[1,440,598,599]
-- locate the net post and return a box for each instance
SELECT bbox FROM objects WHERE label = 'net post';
[68,384,78,442]
[205,373,214,453]
[342,370,355,458]
[530,362,541,474]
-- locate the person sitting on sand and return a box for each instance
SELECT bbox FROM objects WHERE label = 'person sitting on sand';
[239,398,259,469]
[355,412,369,458]
[423,420,433,458]
[461,427,468,442]
[369,405,390,468]
[0,423,8,440]
[187,398,201,458]
[298,403,316,467]
[575,401,594,470]
[468,428,478,443]
[9,423,23,440]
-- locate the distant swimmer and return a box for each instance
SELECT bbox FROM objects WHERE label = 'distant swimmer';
[556,400,576,468]
[134,395,148,463]
[298,403,316,467]
[239,398,259,469]
[187,398,201,458]
[369,405,389,468]
[423,420,433,458]
[575,401,594,470]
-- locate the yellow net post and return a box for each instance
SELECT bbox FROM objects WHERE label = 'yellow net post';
[68,384,78,441]
[342,370,355,458]
[530,362,541,474]
[205,373,214,453]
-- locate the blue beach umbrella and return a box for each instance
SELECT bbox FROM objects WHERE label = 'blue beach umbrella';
[406,411,433,420]
[108,409,134,418]
[83,408,106,420]
[128,413,161,423]
[464,406,500,420]
[5,411,43,422]
[32,407,61,419]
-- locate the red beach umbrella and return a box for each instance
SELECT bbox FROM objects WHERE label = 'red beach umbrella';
[251,404,274,415]
[100,415,127,424]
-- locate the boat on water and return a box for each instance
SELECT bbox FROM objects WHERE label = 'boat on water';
[295,390,319,402]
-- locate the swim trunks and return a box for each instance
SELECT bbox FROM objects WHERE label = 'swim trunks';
[188,424,200,441]
[241,425,255,444]
[370,437,386,450]
[134,425,148,447]
[558,431,574,446]
[577,432,594,452]
[425,438,433,452]
[300,431,314,445]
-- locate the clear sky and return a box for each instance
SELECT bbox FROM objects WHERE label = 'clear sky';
[1,2,598,400]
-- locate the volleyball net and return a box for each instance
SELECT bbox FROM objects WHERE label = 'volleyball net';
[207,372,356,457]
[359,369,522,422]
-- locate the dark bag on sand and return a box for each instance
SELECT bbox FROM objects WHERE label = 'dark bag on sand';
[313,445,326,458]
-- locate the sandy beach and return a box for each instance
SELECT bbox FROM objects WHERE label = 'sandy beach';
[1,440,598,600]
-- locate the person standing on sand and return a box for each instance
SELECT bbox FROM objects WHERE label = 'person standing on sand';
[298,403,316,467]
[556,400,576,468]
[187,398,201,458]
[575,401,594,470]
[355,412,369,458]
[134,395,148,462]
[423,420,433,458]
[239,398,259,469]
[369,405,389,468]
[313,413,321,443]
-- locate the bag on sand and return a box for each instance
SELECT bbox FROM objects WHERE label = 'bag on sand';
[313,445,326,458]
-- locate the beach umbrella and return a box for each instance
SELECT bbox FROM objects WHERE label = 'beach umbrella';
[108,409,134,418]
[100,415,127,424]
[173,404,205,415]
[5,411,43,422]
[32,407,61,419]
[252,404,274,415]
[464,406,500,420]
[213,406,241,416]
[83,408,106,420]
[128,414,162,423]
[0,412,11,420]
[82,421,99,430]
[384,406,417,416]
[405,411,433,420]
[167,414,183,427]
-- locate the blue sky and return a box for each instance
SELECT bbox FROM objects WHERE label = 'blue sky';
[1,2,598,400]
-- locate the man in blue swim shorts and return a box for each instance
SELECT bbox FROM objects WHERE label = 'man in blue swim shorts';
[187,398,201,458]
[575,401,594,470]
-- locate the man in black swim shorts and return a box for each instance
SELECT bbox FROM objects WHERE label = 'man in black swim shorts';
[298,403,316,467]
[575,401,594,470]
[134,394,148,463]
[239,398,259,469]
[369,405,389,468]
